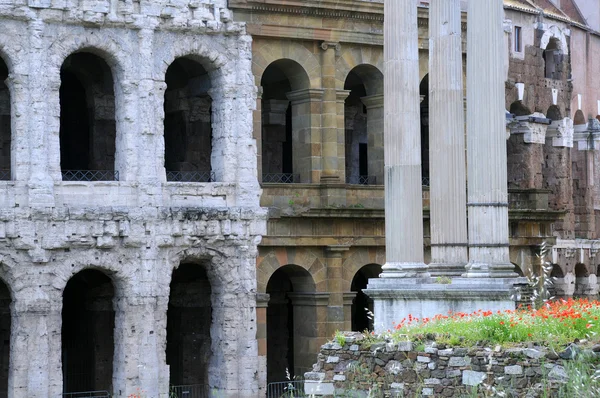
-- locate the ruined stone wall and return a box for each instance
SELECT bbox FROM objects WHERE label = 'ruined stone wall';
[0,1,266,397]
[307,333,580,397]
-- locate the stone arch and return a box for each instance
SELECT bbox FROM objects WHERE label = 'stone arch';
[540,25,569,55]
[253,42,320,88]
[343,64,383,97]
[575,263,589,278]
[54,260,127,297]
[341,248,385,292]
[335,46,383,92]
[551,264,565,278]
[169,248,231,292]
[574,109,586,126]
[257,248,326,293]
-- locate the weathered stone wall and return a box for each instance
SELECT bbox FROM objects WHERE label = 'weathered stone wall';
[0,0,266,397]
[307,333,582,397]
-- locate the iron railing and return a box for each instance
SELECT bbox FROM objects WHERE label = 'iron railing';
[166,171,215,183]
[422,176,430,186]
[346,175,377,185]
[266,381,306,398]
[262,173,298,184]
[0,170,10,181]
[62,170,119,182]
[62,391,110,398]
[170,384,209,398]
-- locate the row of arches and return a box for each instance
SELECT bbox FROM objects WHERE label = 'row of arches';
[264,263,381,385]
[0,261,213,395]
[0,50,214,182]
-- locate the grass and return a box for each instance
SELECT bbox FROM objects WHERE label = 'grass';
[379,298,600,350]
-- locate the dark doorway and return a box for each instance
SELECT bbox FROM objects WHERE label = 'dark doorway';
[0,57,10,179]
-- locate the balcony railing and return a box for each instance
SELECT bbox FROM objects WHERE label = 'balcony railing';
[62,170,119,182]
[0,170,9,181]
[170,384,209,398]
[166,170,215,183]
[262,173,298,184]
[346,175,377,185]
[62,391,111,398]
[422,176,430,187]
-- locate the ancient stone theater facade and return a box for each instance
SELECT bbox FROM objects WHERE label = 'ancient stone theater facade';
[0,0,266,397]
[227,0,600,391]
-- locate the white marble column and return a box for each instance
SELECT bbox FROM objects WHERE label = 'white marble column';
[381,0,428,277]
[465,0,517,278]
[428,0,468,276]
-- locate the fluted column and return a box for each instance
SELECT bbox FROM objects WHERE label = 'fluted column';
[381,0,428,277]
[320,42,341,183]
[428,0,468,276]
[465,0,516,277]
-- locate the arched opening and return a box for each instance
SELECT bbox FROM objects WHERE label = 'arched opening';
[543,38,562,80]
[60,52,117,181]
[420,75,430,186]
[350,264,382,332]
[62,269,115,394]
[343,65,383,185]
[265,264,316,384]
[574,109,586,126]
[575,263,589,278]
[166,263,212,392]
[260,59,310,184]
[546,105,562,121]
[0,279,10,395]
[0,56,10,180]
[551,264,565,279]
[164,58,213,183]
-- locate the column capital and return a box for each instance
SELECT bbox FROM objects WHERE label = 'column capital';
[256,293,270,308]
[320,41,341,54]
[287,292,330,306]
[336,89,351,103]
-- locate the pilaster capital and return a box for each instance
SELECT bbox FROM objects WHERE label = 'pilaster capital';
[361,94,384,110]
[336,89,351,103]
[256,293,270,308]
[326,245,350,258]
[287,292,330,306]
[286,88,324,105]
[320,41,341,54]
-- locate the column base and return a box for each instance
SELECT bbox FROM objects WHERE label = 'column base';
[381,261,430,279]
[428,263,467,277]
[364,277,525,332]
[463,261,519,278]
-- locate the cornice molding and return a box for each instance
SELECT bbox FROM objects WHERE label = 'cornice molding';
[228,0,383,21]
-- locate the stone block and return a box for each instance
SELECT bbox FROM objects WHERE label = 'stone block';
[449,356,471,367]
[462,370,486,386]
[304,381,334,395]
[504,365,523,375]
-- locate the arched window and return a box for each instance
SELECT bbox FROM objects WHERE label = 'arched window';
[0,56,11,180]
[62,269,115,394]
[166,263,212,396]
[60,52,117,181]
[343,65,383,185]
[164,58,213,183]
[543,38,562,80]
[260,60,310,184]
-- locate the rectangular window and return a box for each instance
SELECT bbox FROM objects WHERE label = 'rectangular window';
[514,26,522,53]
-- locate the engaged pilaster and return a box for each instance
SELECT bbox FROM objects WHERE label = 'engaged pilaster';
[320,42,341,184]
[380,0,428,277]
[465,0,517,278]
[428,0,468,276]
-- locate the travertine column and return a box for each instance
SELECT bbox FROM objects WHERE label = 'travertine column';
[428,0,468,276]
[320,42,341,183]
[465,0,516,277]
[381,0,428,277]
[325,246,348,336]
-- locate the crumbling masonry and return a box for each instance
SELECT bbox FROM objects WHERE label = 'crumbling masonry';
[0,0,266,397]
